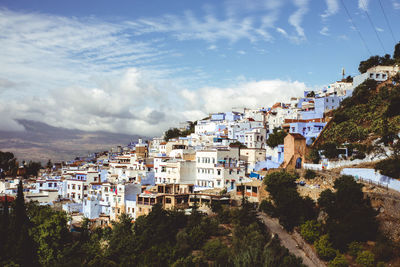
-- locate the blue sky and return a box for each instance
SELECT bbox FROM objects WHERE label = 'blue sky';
[0,0,399,136]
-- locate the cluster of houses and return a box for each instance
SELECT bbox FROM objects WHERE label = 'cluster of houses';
[1,65,398,226]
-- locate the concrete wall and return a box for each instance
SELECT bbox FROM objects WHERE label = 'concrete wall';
[341,168,400,192]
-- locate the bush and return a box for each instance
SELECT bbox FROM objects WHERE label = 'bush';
[202,239,230,265]
[304,169,316,180]
[320,142,340,159]
[259,199,276,217]
[347,241,363,257]
[328,253,348,267]
[375,157,400,178]
[300,220,322,243]
[307,149,321,164]
[356,250,375,267]
[267,128,287,148]
[314,235,337,261]
[373,238,394,262]
[351,151,366,160]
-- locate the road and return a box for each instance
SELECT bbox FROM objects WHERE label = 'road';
[258,213,326,267]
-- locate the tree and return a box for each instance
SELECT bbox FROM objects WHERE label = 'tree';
[320,142,340,159]
[314,235,337,261]
[394,41,400,60]
[358,55,394,73]
[356,251,375,267]
[318,176,378,250]
[300,220,322,243]
[307,148,320,164]
[12,180,39,266]
[328,253,348,267]
[164,128,181,141]
[264,171,316,230]
[46,159,53,169]
[0,151,18,178]
[266,128,287,148]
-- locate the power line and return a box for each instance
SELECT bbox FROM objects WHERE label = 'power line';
[359,0,387,54]
[377,0,397,44]
[340,0,372,56]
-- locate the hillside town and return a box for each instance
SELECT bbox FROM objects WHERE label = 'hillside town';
[1,64,399,230]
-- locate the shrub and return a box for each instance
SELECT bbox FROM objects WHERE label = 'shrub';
[320,142,340,159]
[328,253,348,267]
[351,151,366,160]
[347,241,363,257]
[307,148,321,164]
[267,128,287,148]
[202,239,230,265]
[356,251,375,267]
[259,199,276,217]
[304,169,316,179]
[314,235,337,261]
[373,238,394,262]
[375,157,400,178]
[300,220,322,243]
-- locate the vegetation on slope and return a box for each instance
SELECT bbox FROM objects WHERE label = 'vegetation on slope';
[321,78,400,145]
[0,181,304,267]
[260,171,398,266]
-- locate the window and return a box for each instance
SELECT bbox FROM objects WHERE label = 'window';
[40,183,43,187]
[48,183,52,187]
[217,170,221,175]
[237,170,240,174]
[166,198,171,203]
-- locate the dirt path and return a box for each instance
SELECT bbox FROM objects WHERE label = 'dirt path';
[258,213,326,267]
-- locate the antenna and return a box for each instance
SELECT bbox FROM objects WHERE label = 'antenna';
[342,67,345,80]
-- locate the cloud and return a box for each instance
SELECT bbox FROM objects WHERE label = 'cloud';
[237,50,246,55]
[276,27,288,37]
[320,26,330,36]
[289,0,310,41]
[0,67,307,136]
[358,0,370,11]
[393,1,400,9]
[0,8,308,137]
[0,78,17,88]
[129,8,276,43]
[0,117,25,132]
[321,0,339,18]
[375,27,384,32]
[187,80,307,114]
[207,44,217,50]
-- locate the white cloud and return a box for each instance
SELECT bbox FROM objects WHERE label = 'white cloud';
[320,26,330,36]
[276,27,288,36]
[321,0,339,18]
[393,1,400,9]
[0,8,308,136]
[289,0,310,41]
[376,27,384,32]
[207,44,217,50]
[237,50,246,55]
[358,0,370,11]
[188,80,307,114]
[129,9,276,43]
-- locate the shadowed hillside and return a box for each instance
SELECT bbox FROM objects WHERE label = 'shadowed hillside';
[0,119,141,162]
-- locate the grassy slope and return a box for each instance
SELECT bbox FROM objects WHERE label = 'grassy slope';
[319,78,400,145]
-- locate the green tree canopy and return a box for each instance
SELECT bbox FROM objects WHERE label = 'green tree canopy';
[266,128,287,148]
[318,175,378,250]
